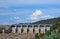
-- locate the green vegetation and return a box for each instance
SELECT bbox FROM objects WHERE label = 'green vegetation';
[0,26,5,30]
[35,17,60,39]
[35,32,60,39]
[33,17,59,24]
[0,26,5,33]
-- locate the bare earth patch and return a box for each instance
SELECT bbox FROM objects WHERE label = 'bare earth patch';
[0,33,35,39]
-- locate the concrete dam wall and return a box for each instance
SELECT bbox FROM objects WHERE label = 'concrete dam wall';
[11,24,52,34]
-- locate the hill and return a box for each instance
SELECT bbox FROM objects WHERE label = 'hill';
[33,17,60,24]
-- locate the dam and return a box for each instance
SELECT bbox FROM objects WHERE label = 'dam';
[11,24,52,34]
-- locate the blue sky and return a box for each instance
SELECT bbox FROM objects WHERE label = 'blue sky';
[0,0,60,25]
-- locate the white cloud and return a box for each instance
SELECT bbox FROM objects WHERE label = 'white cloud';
[27,9,55,22]
[32,10,42,17]
[41,15,54,19]
[11,17,22,23]
[14,17,20,20]
[28,9,42,21]
[0,17,22,25]
[2,22,12,25]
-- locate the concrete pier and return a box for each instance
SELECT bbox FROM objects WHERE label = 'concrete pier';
[12,26,17,33]
[17,25,22,34]
[22,25,28,34]
[34,25,39,33]
[28,25,33,34]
